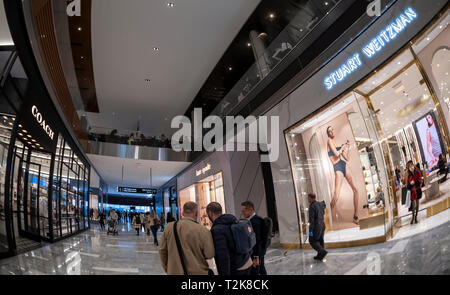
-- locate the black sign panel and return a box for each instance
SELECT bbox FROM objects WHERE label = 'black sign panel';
[117,187,157,194]
[16,93,59,153]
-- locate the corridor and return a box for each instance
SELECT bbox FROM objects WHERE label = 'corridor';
[0,212,449,275]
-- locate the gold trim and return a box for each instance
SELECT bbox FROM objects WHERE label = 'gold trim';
[366,60,416,97]
[427,197,450,217]
[280,235,386,249]
[410,47,450,154]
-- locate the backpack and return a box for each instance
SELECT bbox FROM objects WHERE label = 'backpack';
[135,215,141,224]
[230,219,256,254]
[262,217,273,249]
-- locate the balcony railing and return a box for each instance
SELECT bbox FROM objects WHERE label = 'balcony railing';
[210,0,342,118]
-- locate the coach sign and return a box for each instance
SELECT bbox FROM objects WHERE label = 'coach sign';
[31,105,55,140]
[17,96,59,153]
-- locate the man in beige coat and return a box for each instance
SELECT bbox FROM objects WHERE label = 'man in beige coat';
[159,201,215,275]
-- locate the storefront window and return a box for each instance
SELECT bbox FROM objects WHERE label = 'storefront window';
[179,171,225,228]
[285,12,450,245]
[0,114,15,254]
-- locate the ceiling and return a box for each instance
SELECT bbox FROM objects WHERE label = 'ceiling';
[87,153,190,190]
[85,0,260,137]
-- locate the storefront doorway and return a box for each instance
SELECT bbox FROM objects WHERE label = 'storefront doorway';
[10,136,52,246]
[284,10,450,247]
[179,172,224,228]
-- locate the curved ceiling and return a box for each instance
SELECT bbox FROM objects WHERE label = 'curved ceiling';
[86,0,260,137]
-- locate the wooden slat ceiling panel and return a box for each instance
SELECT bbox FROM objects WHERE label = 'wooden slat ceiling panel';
[31,0,88,149]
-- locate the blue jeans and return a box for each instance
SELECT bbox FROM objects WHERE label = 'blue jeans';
[150,225,159,245]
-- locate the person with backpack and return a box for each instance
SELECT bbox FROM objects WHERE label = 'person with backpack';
[132,213,142,236]
[241,201,271,275]
[206,202,253,275]
[159,201,215,275]
[308,193,328,261]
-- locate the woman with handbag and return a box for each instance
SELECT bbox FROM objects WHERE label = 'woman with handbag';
[403,161,422,224]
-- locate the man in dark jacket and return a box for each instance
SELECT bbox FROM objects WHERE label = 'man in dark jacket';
[308,193,327,261]
[206,202,253,275]
[241,201,267,275]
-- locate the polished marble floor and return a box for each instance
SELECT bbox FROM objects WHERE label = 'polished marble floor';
[0,217,449,275]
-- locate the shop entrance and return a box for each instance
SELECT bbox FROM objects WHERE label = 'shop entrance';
[179,172,224,228]
[10,140,52,249]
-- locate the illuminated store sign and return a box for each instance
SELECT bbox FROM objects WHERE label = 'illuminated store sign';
[324,7,417,90]
[196,163,211,176]
[31,105,55,140]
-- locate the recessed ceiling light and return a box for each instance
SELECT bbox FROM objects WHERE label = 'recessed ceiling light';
[27,135,32,138]
[268,12,276,19]
[228,66,232,71]
[246,42,251,47]
[77,27,82,31]
[167,2,175,7]
[22,129,27,133]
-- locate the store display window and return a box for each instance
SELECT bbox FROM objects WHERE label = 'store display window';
[179,171,225,229]
[285,12,450,245]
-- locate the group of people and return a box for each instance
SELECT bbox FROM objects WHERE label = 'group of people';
[159,201,270,275]
[131,211,174,245]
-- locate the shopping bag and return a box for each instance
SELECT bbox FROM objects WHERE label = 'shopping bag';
[404,190,411,210]
[401,187,408,205]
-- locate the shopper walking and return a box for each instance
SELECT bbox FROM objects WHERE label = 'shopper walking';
[150,210,160,246]
[144,212,151,236]
[99,211,105,230]
[160,212,166,231]
[403,161,422,224]
[206,202,253,275]
[159,201,215,275]
[132,213,142,236]
[241,201,269,275]
[308,193,327,261]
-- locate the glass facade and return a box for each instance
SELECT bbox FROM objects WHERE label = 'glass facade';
[285,11,450,246]
[179,171,225,228]
[0,49,91,257]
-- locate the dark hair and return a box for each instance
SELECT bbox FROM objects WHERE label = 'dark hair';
[308,193,317,200]
[206,202,223,215]
[241,201,254,210]
[326,126,332,137]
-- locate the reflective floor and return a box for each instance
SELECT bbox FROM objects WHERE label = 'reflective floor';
[0,214,449,275]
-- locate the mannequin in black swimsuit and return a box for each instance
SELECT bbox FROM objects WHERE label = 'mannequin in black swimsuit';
[326,126,359,225]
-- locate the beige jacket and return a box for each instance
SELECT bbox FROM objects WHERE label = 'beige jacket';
[159,217,215,275]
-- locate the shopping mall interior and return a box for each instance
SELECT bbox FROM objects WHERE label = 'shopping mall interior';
[0,0,449,276]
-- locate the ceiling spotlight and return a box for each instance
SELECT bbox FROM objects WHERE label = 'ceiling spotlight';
[22,129,27,133]
[228,66,232,71]
[27,134,32,138]
[167,2,175,7]
[246,42,251,47]
[268,12,276,20]
[32,139,36,142]
[77,27,82,31]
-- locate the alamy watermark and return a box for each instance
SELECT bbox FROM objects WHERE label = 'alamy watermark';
[171,109,280,163]
[67,0,81,17]
[367,0,382,17]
